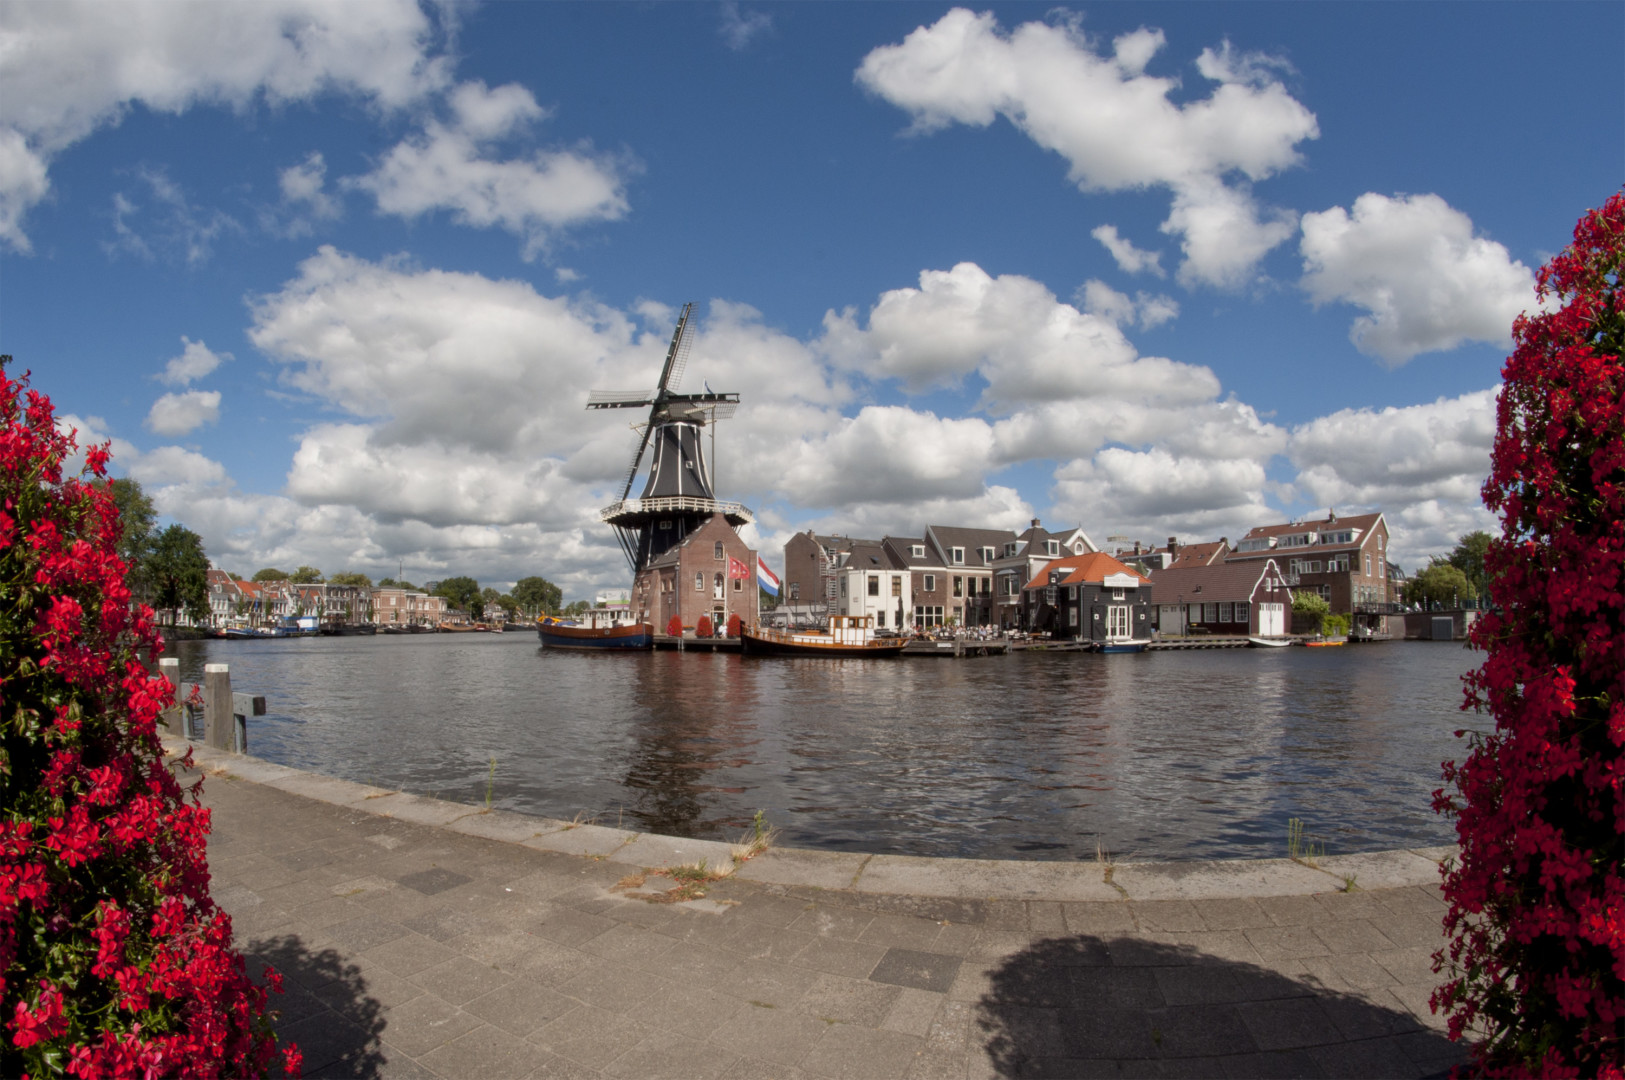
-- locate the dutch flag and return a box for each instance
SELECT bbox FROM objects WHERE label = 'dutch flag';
[756,558,781,598]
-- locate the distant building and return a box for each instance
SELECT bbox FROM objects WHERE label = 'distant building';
[1228,510,1394,635]
[633,513,760,634]
[1020,552,1151,643]
[992,519,1098,629]
[1149,557,1294,637]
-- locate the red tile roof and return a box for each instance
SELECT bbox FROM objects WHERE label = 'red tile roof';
[1022,552,1149,592]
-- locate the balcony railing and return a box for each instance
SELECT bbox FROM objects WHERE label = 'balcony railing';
[600,496,754,523]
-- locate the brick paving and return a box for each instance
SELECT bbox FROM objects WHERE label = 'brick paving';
[193,761,1469,1079]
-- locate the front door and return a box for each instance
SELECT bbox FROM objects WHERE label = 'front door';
[1259,602,1284,636]
[1106,606,1130,640]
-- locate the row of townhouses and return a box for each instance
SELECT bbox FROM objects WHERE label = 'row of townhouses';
[778,510,1402,640]
[201,572,450,630]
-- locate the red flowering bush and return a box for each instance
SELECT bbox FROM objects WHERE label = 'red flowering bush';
[0,361,297,1078]
[1432,195,1624,1077]
[726,613,742,638]
[665,614,683,638]
[695,614,713,638]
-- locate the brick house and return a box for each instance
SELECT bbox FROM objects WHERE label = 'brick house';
[780,532,867,623]
[1149,557,1294,636]
[922,525,1015,627]
[882,537,947,628]
[1227,511,1394,634]
[633,513,760,634]
[992,520,1099,630]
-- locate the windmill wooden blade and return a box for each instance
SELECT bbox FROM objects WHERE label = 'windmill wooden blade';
[654,302,694,395]
[587,389,655,409]
[620,420,655,502]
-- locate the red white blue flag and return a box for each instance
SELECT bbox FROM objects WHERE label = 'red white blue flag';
[756,559,781,597]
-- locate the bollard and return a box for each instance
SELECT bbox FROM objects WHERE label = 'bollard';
[203,664,233,752]
[231,692,266,754]
[158,658,181,735]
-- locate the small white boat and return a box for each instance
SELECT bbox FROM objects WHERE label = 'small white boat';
[1247,636,1291,648]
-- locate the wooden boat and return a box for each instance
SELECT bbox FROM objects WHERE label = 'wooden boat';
[1095,640,1149,654]
[739,615,908,658]
[1247,636,1292,648]
[536,616,653,651]
[1304,638,1346,647]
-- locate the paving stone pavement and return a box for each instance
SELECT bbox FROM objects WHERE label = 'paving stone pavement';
[189,757,1470,1079]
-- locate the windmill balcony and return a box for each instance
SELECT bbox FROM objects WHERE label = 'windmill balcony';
[600,495,754,525]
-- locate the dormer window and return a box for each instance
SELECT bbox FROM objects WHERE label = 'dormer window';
[1004,543,1017,557]
[981,546,995,564]
[951,547,964,565]
[1072,542,1084,554]
[1046,540,1060,556]
[911,545,925,558]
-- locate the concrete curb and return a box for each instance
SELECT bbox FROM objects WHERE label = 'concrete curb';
[171,739,1454,903]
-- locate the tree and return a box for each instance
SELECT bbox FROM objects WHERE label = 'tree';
[288,565,324,584]
[376,577,416,591]
[0,361,296,1076]
[328,571,372,588]
[1433,193,1624,1077]
[1446,530,1492,598]
[512,576,562,615]
[146,524,210,626]
[103,476,156,599]
[251,568,289,582]
[1290,591,1330,633]
[434,575,482,619]
[1404,560,1476,608]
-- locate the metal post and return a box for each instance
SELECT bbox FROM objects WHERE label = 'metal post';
[158,658,181,736]
[203,663,233,751]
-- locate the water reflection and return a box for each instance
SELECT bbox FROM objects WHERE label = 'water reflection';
[164,634,1473,861]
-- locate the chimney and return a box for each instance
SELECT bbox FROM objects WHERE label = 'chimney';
[1328,508,1338,524]
[1031,518,1041,529]
[1167,536,1179,558]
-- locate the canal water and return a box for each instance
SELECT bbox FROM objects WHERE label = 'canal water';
[164,635,1476,862]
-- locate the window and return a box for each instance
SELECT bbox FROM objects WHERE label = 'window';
[952,547,964,565]
[982,547,995,564]
[1068,585,1078,600]
[892,575,902,596]
[1073,542,1084,554]
[1235,602,1249,625]
[1046,540,1060,556]
[694,572,704,591]
[1106,606,1130,638]
[1005,575,1019,596]
[1219,602,1233,623]
[1044,586,1056,605]
[1365,553,1372,576]
[734,577,741,591]
[911,544,925,557]
[923,574,935,592]
[1112,589,1124,601]
[914,605,945,627]
[715,573,725,599]
[877,611,886,628]
[953,576,963,598]
[1309,560,1322,573]
[789,582,799,601]
[1004,543,1017,557]
[840,578,847,595]
[1377,534,1384,551]
[1069,606,1079,627]
[1205,602,1219,624]
[867,575,879,596]
[714,541,724,559]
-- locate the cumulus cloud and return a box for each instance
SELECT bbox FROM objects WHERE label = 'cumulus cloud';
[1300,193,1536,364]
[159,336,230,386]
[145,390,221,436]
[264,151,342,236]
[823,262,1214,411]
[1052,446,1273,542]
[0,0,449,250]
[1285,388,1496,509]
[857,9,1317,287]
[719,3,772,51]
[1077,279,1179,330]
[350,79,632,258]
[1092,224,1164,277]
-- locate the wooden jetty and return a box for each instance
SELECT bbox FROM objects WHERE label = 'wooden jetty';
[902,638,1010,658]
[653,634,742,653]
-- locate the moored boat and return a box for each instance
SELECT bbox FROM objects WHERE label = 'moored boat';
[1095,640,1149,654]
[1303,638,1346,647]
[739,615,908,658]
[536,615,654,650]
[1247,636,1292,648]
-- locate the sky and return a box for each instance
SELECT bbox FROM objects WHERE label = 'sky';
[2,1,1621,601]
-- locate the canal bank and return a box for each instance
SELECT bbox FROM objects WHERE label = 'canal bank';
[177,739,1467,1078]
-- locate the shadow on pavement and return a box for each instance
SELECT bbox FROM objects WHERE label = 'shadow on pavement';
[977,934,1467,1079]
[248,934,388,1079]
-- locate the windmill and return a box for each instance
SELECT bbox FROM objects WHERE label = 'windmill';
[588,303,752,574]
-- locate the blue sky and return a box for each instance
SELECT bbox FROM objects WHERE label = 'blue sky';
[2,1,1620,599]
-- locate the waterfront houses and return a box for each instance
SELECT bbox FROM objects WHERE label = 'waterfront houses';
[923,525,1016,627]
[633,512,761,633]
[992,520,1099,630]
[1226,511,1396,635]
[1020,552,1152,643]
[1150,556,1294,637]
[371,585,447,629]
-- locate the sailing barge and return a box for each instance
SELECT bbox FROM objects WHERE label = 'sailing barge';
[739,615,908,658]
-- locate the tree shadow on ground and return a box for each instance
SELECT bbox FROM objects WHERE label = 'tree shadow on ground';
[247,934,387,1079]
[977,934,1468,1079]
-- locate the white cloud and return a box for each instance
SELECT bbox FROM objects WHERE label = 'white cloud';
[145,390,221,436]
[159,336,230,386]
[350,80,631,258]
[1285,388,1496,509]
[267,151,342,236]
[1299,193,1536,364]
[1052,446,1273,543]
[0,0,449,250]
[719,3,772,51]
[1077,279,1180,330]
[105,167,243,264]
[782,406,997,507]
[823,262,1214,411]
[1091,224,1164,277]
[857,9,1317,287]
